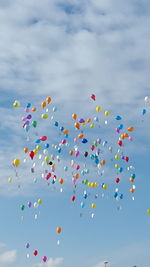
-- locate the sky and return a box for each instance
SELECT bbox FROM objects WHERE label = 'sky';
[0,0,150,266]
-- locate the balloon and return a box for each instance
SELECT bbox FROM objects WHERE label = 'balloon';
[24,148,28,153]
[41,101,46,108]
[27,114,32,119]
[91,94,96,101]
[72,196,76,201]
[27,202,32,208]
[32,121,37,128]
[101,159,106,165]
[147,209,150,215]
[25,243,30,248]
[54,121,59,127]
[96,106,101,112]
[128,126,134,132]
[56,227,62,234]
[115,115,122,120]
[59,178,64,184]
[13,100,20,108]
[29,151,34,160]
[38,199,42,204]
[79,118,85,124]
[43,256,47,263]
[103,184,107,190]
[21,205,25,211]
[84,151,88,157]
[82,138,88,144]
[41,114,48,119]
[142,109,147,115]
[40,136,47,141]
[118,140,123,147]
[13,159,20,167]
[33,250,38,256]
[32,107,36,112]
[116,178,120,183]
[46,97,51,104]
[72,113,77,120]
[105,110,109,116]
[63,129,69,134]
[24,125,30,132]
[91,203,96,208]
[74,122,80,130]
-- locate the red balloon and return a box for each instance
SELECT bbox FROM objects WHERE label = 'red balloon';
[91,94,96,101]
[125,156,129,162]
[118,140,123,147]
[72,196,76,201]
[40,136,47,141]
[33,250,38,256]
[29,151,34,160]
[116,178,120,183]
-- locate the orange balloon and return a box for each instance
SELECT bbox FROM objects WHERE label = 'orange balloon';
[56,227,62,234]
[72,113,77,120]
[87,118,91,123]
[24,148,28,153]
[46,97,51,104]
[59,178,64,184]
[101,159,106,165]
[74,173,79,179]
[121,134,125,139]
[74,122,80,130]
[124,133,129,138]
[129,178,134,182]
[78,134,84,139]
[63,129,69,135]
[41,101,46,108]
[32,107,36,112]
[128,126,134,132]
[69,151,74,156]
[130,188,135,193]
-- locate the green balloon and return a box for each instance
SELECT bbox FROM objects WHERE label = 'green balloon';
[32,121,37,128]
[20,205,25,211]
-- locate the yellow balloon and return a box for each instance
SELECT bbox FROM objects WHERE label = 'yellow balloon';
[105,110,109,116]
[42,114,48,119]
[8,178,13,183]
[103,184,108,190]
[115,164,119,169]
[36,145,41,151]
[147,209,150,215]
[33,149,38,155]
[90,124,95,128]
[115,155,119,160]
[38,199,42,204]
[96,106,101,112]
[91,203,96,208]
[45,156,50,162]
[13,158,20,167]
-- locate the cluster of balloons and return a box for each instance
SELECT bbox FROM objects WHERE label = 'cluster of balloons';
[11,94,150,263]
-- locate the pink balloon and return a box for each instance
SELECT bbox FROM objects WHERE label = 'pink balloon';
[42,256,47,262]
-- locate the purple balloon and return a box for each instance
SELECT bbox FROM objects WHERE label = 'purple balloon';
[97,138,101,144]
[27,114,32,119]
[79,118,85,123]
[24,120,30,125]
[22,117,27,121]
[25,243,30,248]
[27,202,32,208]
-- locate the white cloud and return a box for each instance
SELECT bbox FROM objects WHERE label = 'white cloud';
[33,257,64,267]
[0,250,17,265]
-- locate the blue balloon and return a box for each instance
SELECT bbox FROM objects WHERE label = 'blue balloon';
[131,173,136,178]
[60,126,64,132]
[115,115,122,120]
[120,194,123,199]
[45,143,49,148]
[142,109,147,115]
[54,121,59,127]
[82,138,88,143]
[26,103,31,108]
[118,167,123,173]
[84,193,88,199]
[58,147,62,153]
[118,124,123,130]
[81,202,85,208]
[114,192,118,198]
[35,139,41,143]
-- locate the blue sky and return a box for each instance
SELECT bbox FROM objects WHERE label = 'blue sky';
[0,0,150,266]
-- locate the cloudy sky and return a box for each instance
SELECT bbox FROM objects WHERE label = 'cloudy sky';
[0,0,150,266]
